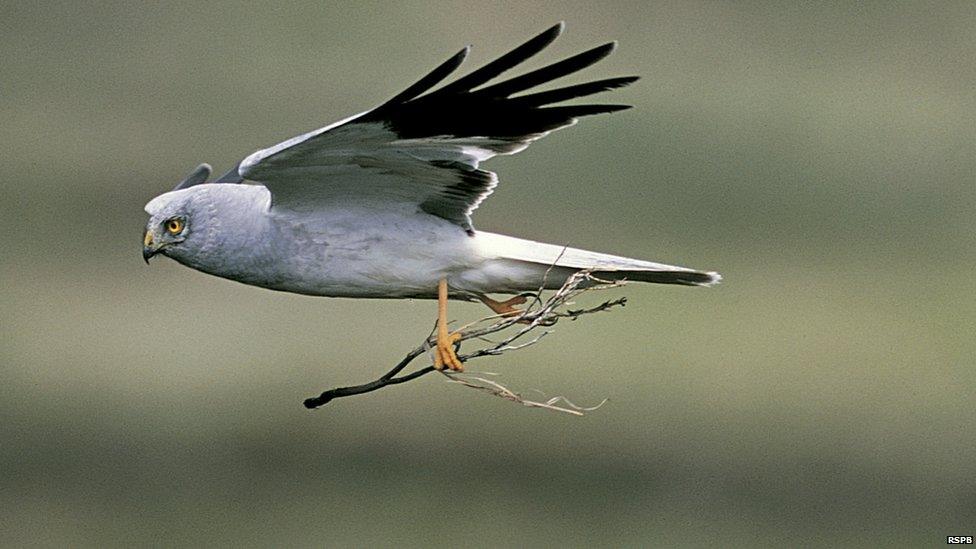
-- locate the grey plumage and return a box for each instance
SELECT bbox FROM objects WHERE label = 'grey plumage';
[143,24,720,303]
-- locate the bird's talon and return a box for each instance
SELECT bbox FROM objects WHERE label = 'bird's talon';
[434,331,464,371]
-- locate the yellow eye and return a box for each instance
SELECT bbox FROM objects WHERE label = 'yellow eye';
[165,218,184,234]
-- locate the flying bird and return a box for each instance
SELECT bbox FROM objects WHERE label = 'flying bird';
[143,23,720,371]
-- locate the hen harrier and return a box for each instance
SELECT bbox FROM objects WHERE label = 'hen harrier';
[143,23,720,371]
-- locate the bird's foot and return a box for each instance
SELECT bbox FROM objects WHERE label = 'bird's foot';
[479,294,529,317]
[433,331,463,371]
[479,294,539,324]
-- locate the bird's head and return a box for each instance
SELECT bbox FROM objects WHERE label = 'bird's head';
[142,187,212,265]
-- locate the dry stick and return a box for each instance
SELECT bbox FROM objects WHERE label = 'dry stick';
[303,270,627,411]
[444,374,610,416]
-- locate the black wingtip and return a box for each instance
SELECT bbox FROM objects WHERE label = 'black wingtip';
[542,104,633,118]
[357,24,634,142]
[509,76,641,108]
[548,21,566,39]
[531,22,565,46]
[432,23,567,96]
[526,22,565,50]
[611,75,641,88]
[577,42,618,68]
[593,41,618,61]
[475,40,621,99]
[376,46,470,109]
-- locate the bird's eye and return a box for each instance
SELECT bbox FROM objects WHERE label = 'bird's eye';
[165,218,185,234]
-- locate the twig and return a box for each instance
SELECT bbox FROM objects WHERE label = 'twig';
[443,374,609,416]
[303,270,626,413]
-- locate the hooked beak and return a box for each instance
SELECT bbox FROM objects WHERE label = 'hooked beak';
[143,228,158,264]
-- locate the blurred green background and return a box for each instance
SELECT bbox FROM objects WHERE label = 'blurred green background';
[2,1,974,546]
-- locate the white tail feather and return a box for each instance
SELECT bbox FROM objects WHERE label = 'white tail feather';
[474,231,720,289]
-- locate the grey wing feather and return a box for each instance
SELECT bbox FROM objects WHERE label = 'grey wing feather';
[172,163,212,190]
[171,162,243,190]
[419,162,497,234]
[213,162,244,184]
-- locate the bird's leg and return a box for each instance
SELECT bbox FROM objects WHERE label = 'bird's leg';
[477,294,529,317]
[433,278,464,371]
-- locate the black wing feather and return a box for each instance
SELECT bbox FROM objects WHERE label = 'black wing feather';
[539,104,633,118]
[472,42,618,98]
[433,22,564,95]
[375,46,470,110]
[508,76,639,107]
[359,24,635,139]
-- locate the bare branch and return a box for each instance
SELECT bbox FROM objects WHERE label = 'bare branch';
[442,374,609,416]
[303,270,626,413]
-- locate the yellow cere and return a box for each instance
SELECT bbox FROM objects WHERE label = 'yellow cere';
[165,218,184,234]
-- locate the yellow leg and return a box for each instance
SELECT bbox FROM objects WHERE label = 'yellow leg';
[434,278,464,371]
[477,294,529,317]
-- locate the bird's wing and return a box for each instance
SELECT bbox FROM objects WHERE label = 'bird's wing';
[172,162,244,190]
[234,23,637,232]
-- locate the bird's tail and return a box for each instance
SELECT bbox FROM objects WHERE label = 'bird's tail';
[471,232,720,293]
